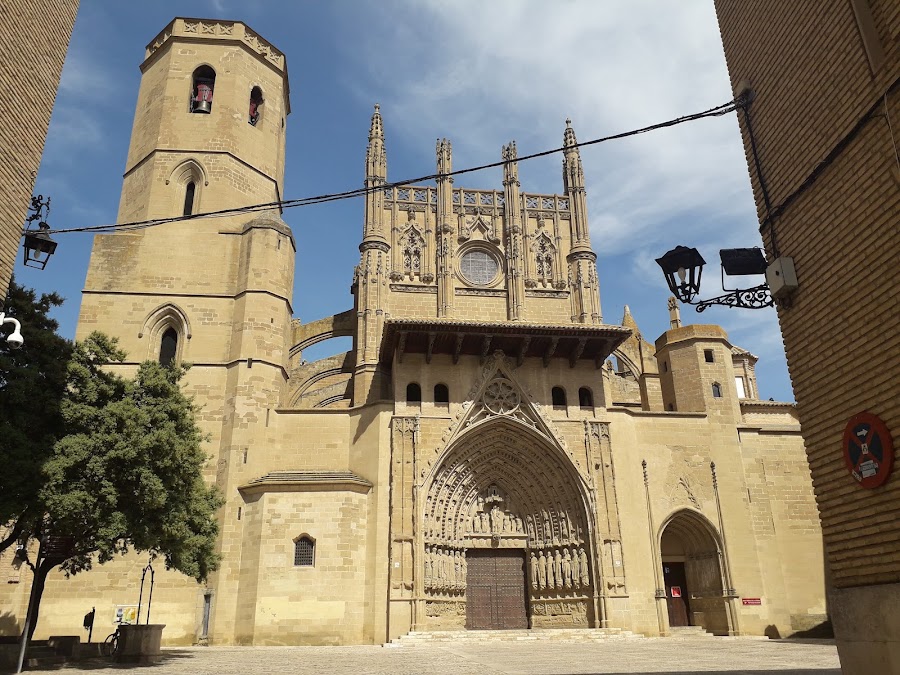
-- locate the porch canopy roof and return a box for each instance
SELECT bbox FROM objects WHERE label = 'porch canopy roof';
[380,318,631,368]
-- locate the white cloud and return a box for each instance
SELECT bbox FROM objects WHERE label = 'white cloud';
[346,0,758,257]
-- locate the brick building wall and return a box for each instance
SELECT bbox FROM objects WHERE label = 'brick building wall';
[713,1,899,671]
[0,0,79,298]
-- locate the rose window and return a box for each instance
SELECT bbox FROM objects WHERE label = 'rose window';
[483,379,520,415]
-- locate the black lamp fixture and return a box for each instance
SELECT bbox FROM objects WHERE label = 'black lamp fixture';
[22,195,58,270]
[656,245,779,312]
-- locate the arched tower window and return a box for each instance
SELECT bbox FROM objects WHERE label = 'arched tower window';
[407,382,422,403]
[711,382,723,398]
[183,181,196,216]
[190,66,216,114]
[159,328,178,366]
[578,387,594,408]
[434,383,449,404]
[552,386,567,408]
[293,536,315,566]
[249,86,264,126]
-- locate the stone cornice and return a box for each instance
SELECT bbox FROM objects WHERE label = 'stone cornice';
[238,471,373,494]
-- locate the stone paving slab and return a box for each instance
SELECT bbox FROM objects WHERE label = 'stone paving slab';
[33,638,840,675]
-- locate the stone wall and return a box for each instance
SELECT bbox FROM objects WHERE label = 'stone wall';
[714,0,899,669]
[0,0,79,296]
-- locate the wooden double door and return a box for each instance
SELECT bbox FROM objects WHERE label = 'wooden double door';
[466,549,528,630]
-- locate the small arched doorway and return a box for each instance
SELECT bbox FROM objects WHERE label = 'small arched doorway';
[659,510,729,634]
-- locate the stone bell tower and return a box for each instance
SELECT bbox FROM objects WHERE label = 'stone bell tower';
[76,18,293,643]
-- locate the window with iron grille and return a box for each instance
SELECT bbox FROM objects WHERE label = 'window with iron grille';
[294,537,314,566]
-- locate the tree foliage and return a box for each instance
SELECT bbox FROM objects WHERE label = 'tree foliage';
[0,285,222,637]
[0,280,72,553]
[41,333,222,580]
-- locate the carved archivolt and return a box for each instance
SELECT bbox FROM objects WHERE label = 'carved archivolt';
[421,352,588,484]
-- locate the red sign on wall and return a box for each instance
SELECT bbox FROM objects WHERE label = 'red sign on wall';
[670,586,682,598]
[843,412,894,489]
[742,598,762,606]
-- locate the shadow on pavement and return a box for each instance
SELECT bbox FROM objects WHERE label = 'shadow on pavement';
[21,649,195,672]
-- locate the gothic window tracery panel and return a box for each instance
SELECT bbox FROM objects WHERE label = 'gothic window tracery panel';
[533,233,555,287]
[398,226,425,279]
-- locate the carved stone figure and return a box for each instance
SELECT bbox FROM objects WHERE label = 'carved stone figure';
[570,547,580,588]
[439,549,447,583]
[530,552,539,590]
[537,550,547,589]
[579,548,590,587]
[554,550,563,589]
[502,512,510,532]
[562,548,573,588]
[453,550,461,588]
[490,504,502,533]
[479,511,488,533]
[544,550,555,588]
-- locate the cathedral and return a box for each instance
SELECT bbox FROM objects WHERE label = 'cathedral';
[2,18,826,645]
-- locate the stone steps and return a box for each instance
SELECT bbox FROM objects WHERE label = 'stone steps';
[387,628,643,646]
[668,626,716,638]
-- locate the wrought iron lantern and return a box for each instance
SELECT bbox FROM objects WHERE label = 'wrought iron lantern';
[657,245,775,312]
[655,245,706,304]
[22,195,58,270]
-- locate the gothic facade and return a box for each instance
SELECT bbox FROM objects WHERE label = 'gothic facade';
[1,18,826,646]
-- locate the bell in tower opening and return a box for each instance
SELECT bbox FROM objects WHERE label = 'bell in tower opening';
[191,65,215,113]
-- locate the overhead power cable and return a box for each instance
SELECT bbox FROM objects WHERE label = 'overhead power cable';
[37,99,739,236]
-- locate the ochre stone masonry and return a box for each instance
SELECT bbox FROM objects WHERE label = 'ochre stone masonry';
[1,17,826,647]
[0,0,79,298]
[714,1,898,672]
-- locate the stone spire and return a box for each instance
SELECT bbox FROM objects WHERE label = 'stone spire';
[667,296,682,329]
[365,103,386,183]
[503,141,525,320]
[362,103,388,244]
[621,305,639,332]
[561,118,601,324]
[356,104,391,403]
[436,137,454,317]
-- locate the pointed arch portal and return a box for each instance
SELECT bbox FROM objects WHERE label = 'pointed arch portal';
[659,509,730,635]
[422,416,597,630]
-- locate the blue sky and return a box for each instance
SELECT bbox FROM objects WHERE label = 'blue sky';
[16,0,795,401]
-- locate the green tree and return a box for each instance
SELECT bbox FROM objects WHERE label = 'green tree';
[19,332,222,638]
[0,280,72,554]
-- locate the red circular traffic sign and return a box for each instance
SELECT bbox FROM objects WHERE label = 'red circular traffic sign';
[843,412,894,488]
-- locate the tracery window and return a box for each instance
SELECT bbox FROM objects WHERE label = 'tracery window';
[293,536,315,566]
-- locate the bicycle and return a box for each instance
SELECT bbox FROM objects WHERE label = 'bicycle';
[102,623,129,657]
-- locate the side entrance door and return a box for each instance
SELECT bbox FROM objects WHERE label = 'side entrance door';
[663,561,691,627]
[466,549,528,630]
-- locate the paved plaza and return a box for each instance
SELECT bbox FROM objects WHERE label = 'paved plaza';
[38,637,840,675]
